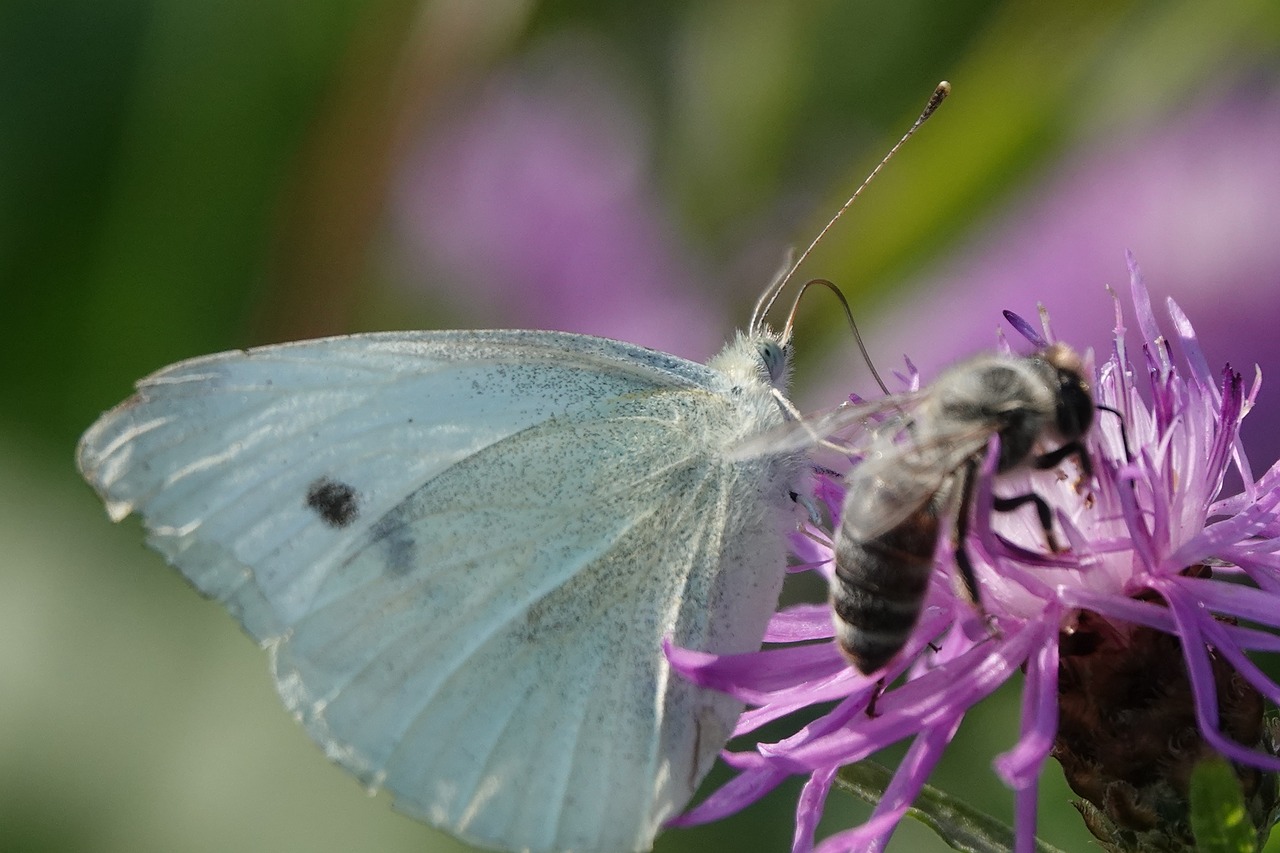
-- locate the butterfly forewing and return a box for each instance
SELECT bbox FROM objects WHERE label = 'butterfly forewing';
[77,329,801,853]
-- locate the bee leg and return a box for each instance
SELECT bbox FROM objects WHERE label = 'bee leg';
[865,678,885,718]
[1033,439,1094,490]
[992,491,1060,552]
[1095,404,1134,462]
[950,459,984,607]
[953,468,1006,642]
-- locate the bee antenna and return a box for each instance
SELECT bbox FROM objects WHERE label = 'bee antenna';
[783,278,891,395]
[751,80,951,333]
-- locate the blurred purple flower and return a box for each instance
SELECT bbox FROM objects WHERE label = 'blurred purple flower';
[668,258,1280,851]
[393,51,723,360]
[850,85,1280,468]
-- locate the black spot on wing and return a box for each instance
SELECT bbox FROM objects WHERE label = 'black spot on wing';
[306,478,360,528]
[369,513,416,576]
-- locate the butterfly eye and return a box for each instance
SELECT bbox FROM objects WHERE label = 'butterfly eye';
[757,340,787,383]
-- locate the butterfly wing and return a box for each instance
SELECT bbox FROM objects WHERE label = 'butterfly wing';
[78,330,797,853]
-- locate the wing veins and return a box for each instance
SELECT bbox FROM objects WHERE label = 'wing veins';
[300,488,673,771]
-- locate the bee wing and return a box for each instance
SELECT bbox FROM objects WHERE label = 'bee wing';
[730,390,926,460]
[77,329,795,853]
[839,419,997,540]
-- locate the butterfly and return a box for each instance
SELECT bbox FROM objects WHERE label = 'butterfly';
[77,323,810,853]
[78,80,951,853]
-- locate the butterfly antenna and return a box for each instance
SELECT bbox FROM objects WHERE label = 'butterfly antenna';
[783,278,892,395]
[751,80,951,332]
[751,248,797,338]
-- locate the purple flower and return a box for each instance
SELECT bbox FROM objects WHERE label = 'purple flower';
[668,255,1280,851]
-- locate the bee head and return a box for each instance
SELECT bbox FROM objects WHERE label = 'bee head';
[1042,343,1094,440]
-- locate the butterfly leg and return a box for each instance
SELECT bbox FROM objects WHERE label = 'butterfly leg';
[793,492,824,527]
[792,464,841,526]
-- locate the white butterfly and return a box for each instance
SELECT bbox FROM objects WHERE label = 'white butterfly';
[77,324,811,853]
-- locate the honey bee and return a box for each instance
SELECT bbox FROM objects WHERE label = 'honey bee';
[831,342,1096,674]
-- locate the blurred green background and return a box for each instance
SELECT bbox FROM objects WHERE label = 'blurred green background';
[4,2,1280,851]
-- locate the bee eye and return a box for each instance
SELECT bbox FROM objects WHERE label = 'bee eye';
[757,340,787,383]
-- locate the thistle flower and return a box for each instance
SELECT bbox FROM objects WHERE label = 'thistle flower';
[667,254,1280,852]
